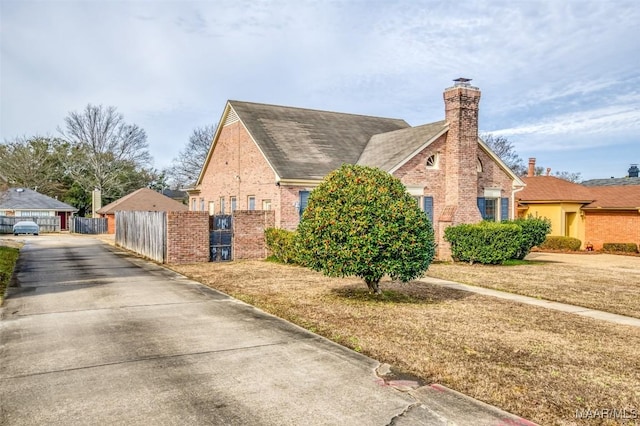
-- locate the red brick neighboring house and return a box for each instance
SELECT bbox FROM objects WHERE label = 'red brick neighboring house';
[97,188,188,234]
[190,79,525,259]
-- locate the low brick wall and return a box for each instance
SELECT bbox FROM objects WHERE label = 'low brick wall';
[233,210,275,260]
[166,211,209,264]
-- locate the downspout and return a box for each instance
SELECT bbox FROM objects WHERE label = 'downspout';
[511,184,525,220]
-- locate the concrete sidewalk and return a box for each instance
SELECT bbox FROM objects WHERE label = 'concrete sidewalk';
[419,276,640,327]
[1,235,536,425]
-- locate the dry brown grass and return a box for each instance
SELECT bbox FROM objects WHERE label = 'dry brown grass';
[170,260,640,426]
[427,252,640,319]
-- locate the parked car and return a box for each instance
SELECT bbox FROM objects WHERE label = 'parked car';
[13,221,39,236]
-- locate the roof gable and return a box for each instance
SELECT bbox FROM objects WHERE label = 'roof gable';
[358,121,447,172]
[0,188,77,211]
[97,188,188,214]
[208,101,410,181]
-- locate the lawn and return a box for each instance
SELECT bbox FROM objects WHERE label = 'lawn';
[171,260,640,426]
[426,252,640,319]
[0,243,21,303]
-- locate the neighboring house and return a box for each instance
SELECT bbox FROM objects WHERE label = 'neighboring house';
[581,164,640,186]
[517,159,640,250]
[97,187,188,234]
[189,79,524,259]
[0,187,77,230]
[161,188,188,205]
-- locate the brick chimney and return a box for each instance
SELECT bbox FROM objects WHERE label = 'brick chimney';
[444,78,482,224]
[528,158,536,177]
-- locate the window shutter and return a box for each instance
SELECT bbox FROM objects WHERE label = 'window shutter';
[477,197,486,220]
[501,197,509,221]
[423,196,434,224]
[299,191,310,217]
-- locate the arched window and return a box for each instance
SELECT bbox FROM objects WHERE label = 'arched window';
[426,154,438,169]
[477,157,483,173]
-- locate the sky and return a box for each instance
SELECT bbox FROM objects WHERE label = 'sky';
[1,0,639,181]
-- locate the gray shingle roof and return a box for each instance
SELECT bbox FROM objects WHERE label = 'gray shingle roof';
[0,188,77,211]
[357,120,447,171]
[581,177,640,186]
[229,101,410,180]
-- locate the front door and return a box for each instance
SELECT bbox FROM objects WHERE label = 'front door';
[57,212,67,230]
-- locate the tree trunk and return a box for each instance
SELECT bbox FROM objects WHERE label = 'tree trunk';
[365,279,382,295]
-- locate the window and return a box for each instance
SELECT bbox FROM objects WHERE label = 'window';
[477,157,483,173]
[219,197,225,214]
[199,198,205,212]
[191,198,196,211]
[19,211,53,217]
[230,196,237,212]
[299,191,310,217]
[208,201,215,216]
[262,200,272,210]
[423,196,434,224]
[426,154,438,169]
[477,197,509,221]
[248,196,256,210]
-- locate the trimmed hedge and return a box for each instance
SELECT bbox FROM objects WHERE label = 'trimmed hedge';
[539,236,582,251]
[602,243,639,253]
[265,228,298,264]
[444,221,522,264]
[504,216,552,260]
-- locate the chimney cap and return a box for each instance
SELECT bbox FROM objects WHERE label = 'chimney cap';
[453,77,472,87]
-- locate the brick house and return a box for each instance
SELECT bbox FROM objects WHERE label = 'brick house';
[97,187,188,234]
[517,160,640,250]
[189,79,524,259]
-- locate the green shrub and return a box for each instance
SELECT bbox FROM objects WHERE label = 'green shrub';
[602,243,639,253]
[444,221,522,264]
[264,228,298,264]
[296,164,435,295]
[539,236,582,251]
[504,216,552,259]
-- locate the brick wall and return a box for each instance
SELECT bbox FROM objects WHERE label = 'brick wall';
[584,210,640,250]
[233,210,275,260]
[166,211,209,264]
[196,119,281,223]
[100,213,115,234]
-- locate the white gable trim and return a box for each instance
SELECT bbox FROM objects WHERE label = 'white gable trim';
[196,102,281,186]
[388,126,449,174]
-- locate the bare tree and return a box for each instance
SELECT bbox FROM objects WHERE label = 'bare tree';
[0,136,69,198]
[481,134,526,176]
[534,167,582,183]
[165,124,216,188]
[60,104,153,201]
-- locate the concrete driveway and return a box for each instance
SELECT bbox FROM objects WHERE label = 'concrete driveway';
[0,235,534,425]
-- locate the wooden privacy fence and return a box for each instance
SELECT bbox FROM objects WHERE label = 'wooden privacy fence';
[0,216,60,233]
[116,211,167,263]
[70,217,108,234]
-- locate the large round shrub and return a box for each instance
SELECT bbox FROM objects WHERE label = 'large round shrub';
[296,164,435,294]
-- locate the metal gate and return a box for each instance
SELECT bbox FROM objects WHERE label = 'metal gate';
[209,214,232,261]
